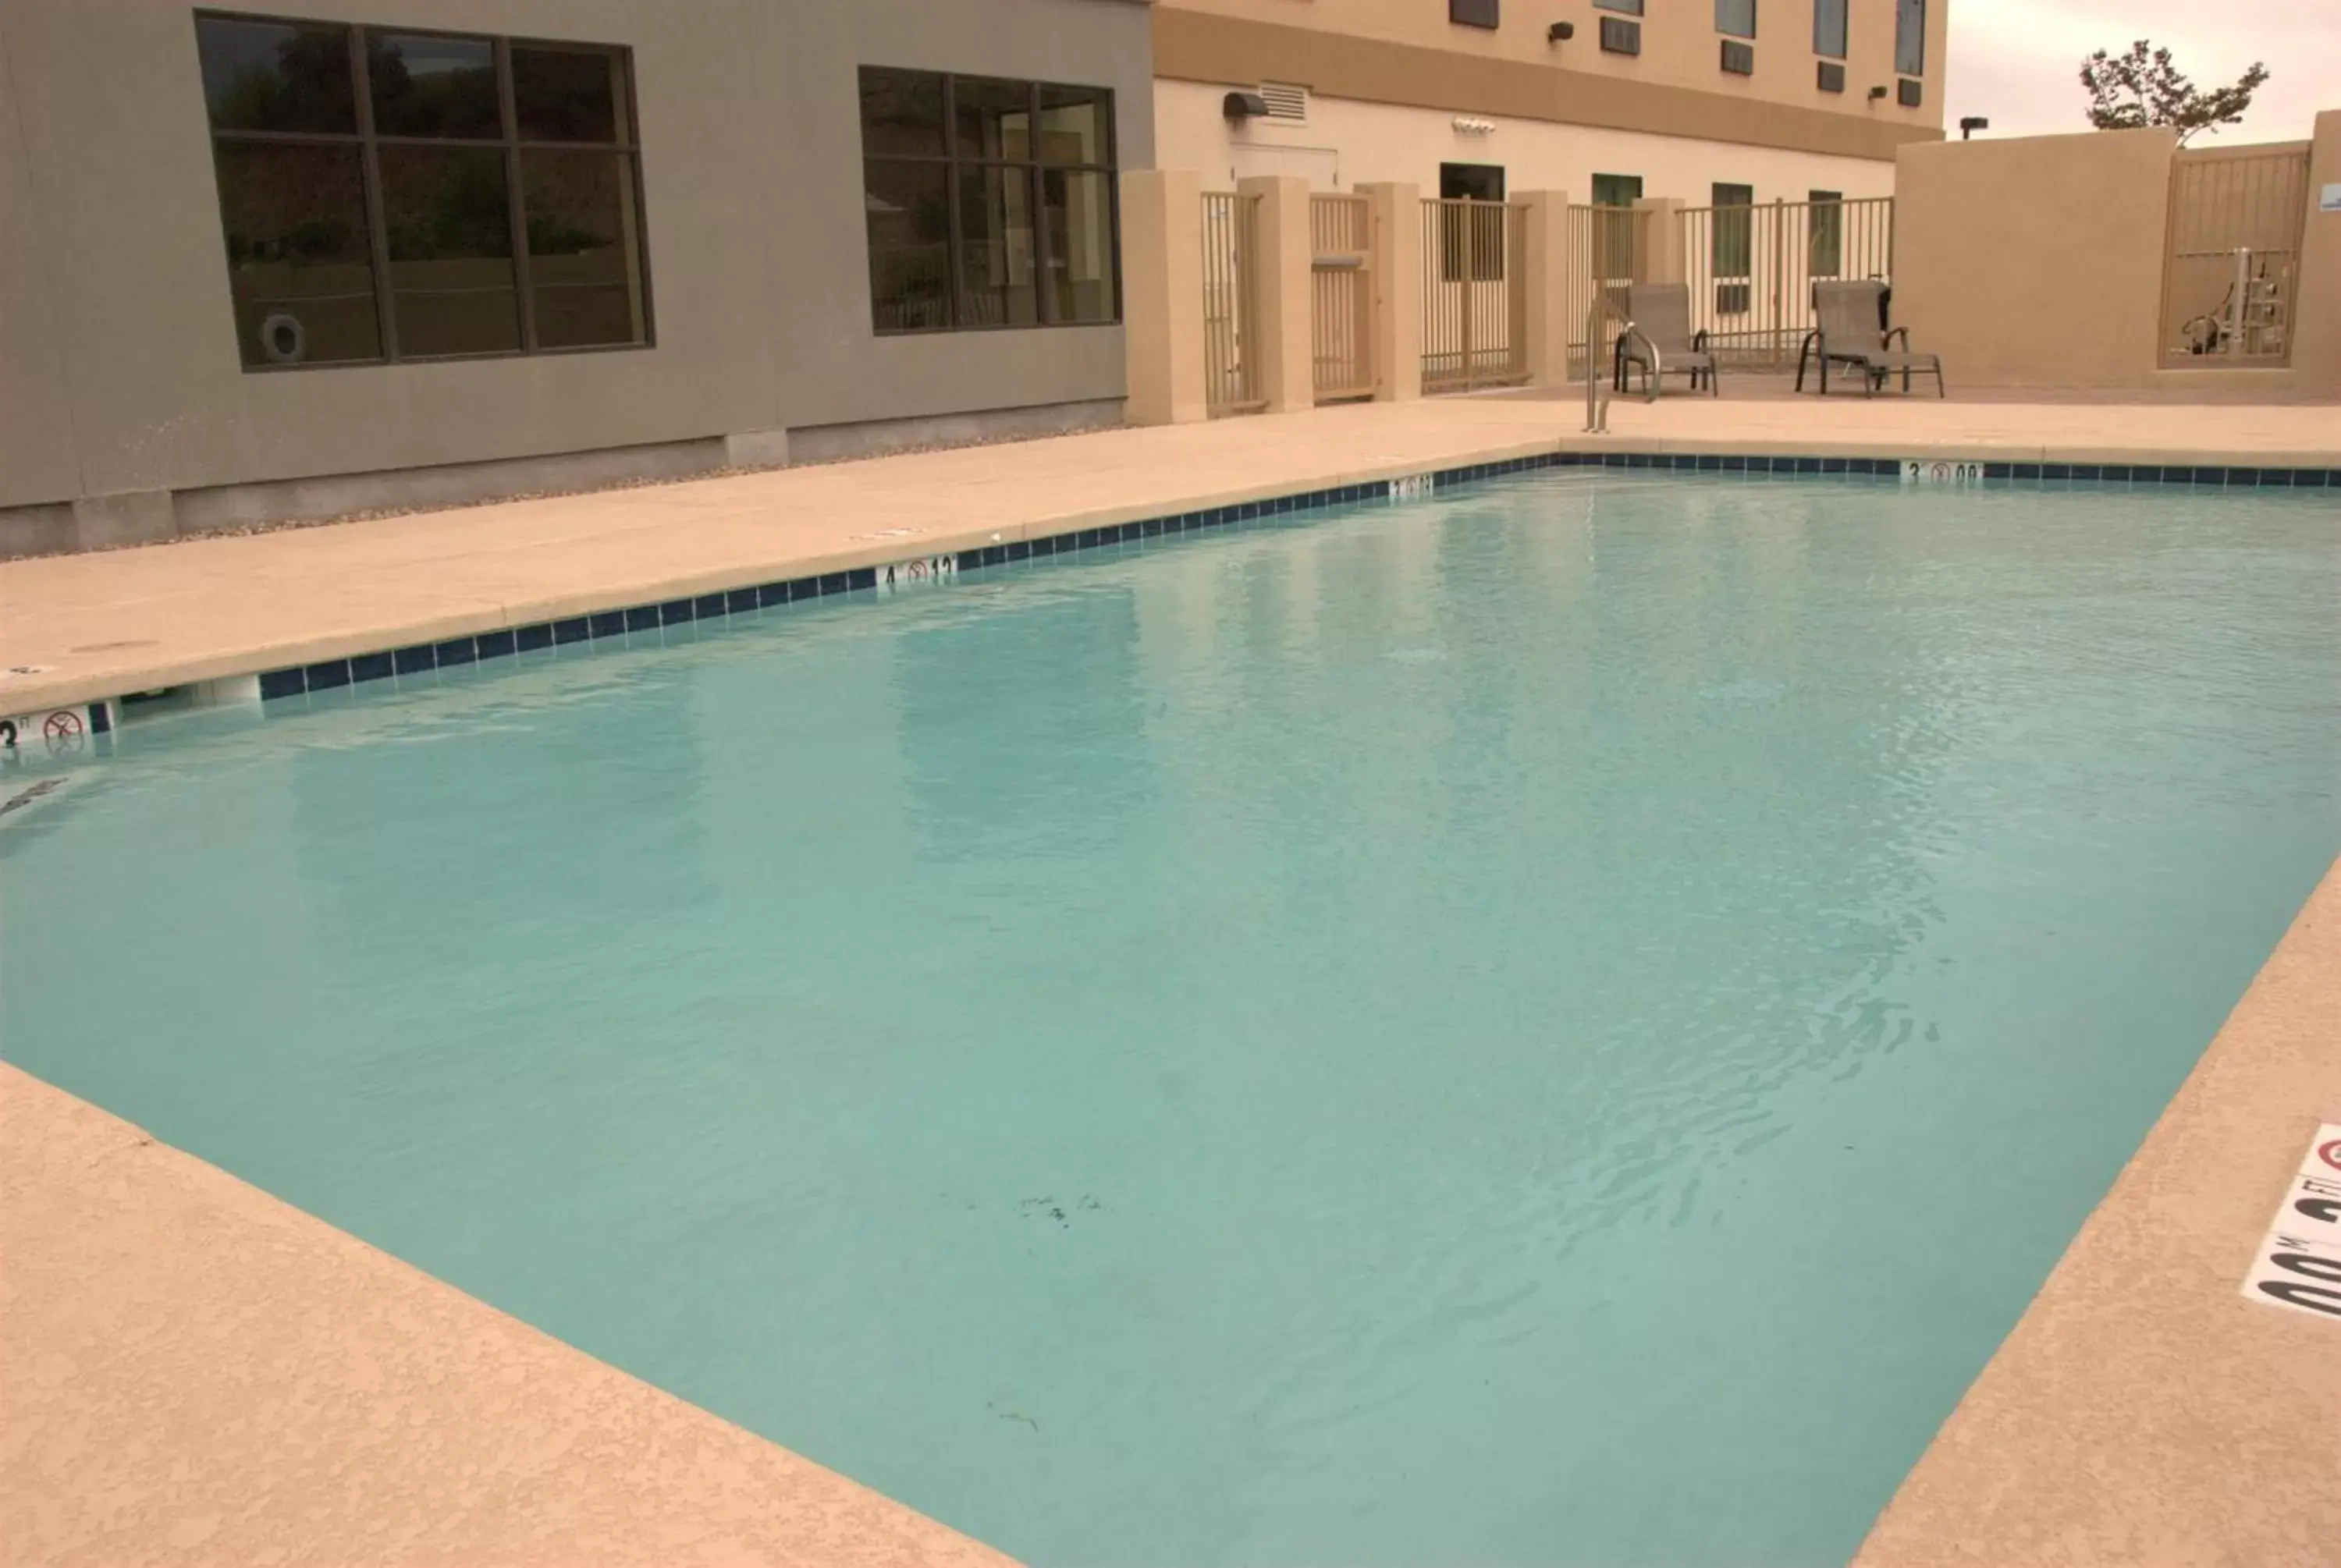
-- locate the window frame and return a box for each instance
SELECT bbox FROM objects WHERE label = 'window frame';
[193,9,655,371]
[1811,0,1848,60]
[1894,0,1926,76]
[858,68,1121,336]
[1448,0,1501,28]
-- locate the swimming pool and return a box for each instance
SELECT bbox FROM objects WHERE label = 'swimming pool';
[5,470,2336,1566]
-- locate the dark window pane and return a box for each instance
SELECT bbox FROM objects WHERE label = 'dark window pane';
[211,141,380,367]
[1600,16,1642,52]
[1590,173,1641,207]
[858,68,945,158]
[954,79,1032,162]
[196,16,356,133]
[378,146,519,355]
[368,33,499,138]
[1439,163,1505,283]
[1712,182,1753,278]
[1895,0,1925,74]
[513,47,626,143]
[1813,0,1848,58]
[1715,0,1757,40]
[1038,85,1111,166]
[1809,190,1843,275]
[957,165,1038,326]
[1042,167,1114,322]
[522,150,648,346]
[865,159,953,330]
[1593,0,1642,12]
[1449,0,1498,28]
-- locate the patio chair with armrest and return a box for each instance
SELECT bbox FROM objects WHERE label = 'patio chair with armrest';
[1612,283,1719,401]
[1796,279,1945,397]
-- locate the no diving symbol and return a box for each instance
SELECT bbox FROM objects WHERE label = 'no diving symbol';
[41,709,85,754]
[2318,1139,2341,1174]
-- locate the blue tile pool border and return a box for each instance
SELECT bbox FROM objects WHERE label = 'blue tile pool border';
[248,454,2337,703]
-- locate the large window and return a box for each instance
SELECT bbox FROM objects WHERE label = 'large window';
[1591,174,1641,282]
[1895,0,1926,76]
[1808,189,1842,275]
[859,68,1117,334]
[194,12,650,370]
[1711,182,1753,316]
[1715,0,1757,40]
[1813,0,1848,59]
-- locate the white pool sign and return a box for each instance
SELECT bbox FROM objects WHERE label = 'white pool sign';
[2240,1122,2341,1323]
[1902,459,1982,486]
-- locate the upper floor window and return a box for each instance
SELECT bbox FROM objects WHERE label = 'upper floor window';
[1593,0,1643,12]
[1715,0,1757,40]
[1895,0,1926,75]
[1813,0,1847,59]
[194,12,650,370]
[1450,0,1500,28]
[858,68,1118,334]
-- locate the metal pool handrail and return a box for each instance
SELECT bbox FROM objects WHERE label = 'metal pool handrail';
[1584,294,1633,435]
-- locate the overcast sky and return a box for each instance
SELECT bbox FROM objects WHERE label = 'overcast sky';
[1947,0,2337,142]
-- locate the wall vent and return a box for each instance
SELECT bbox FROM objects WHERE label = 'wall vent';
[1259,81,1310,122]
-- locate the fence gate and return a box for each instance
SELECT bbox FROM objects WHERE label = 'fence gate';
[1421,198,1528,393]
[2159,144,2311,366]
[1202,191,1264,417]
[1565,204,1647,381]
[1309,193,1375,403]
[1675,196,1893,371]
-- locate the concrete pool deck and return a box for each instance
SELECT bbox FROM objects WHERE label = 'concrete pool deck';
[4,392,2339,1563]
[2,395,2335,717]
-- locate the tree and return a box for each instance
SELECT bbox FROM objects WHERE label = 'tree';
[2080,41,2268,147]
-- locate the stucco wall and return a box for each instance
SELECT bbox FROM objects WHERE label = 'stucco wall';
[0,0,1153,509]
[1155,78,1899,200]
[1892,127,2179,389]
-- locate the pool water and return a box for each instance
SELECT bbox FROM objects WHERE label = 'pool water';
[5,472,2336,1566]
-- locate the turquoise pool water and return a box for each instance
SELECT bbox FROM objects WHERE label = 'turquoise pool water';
[4,472,2336,1566]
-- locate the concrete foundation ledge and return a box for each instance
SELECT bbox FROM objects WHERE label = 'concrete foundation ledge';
[786,398,1126,465]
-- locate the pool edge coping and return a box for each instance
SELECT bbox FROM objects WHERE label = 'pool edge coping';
[5,434,2334,723]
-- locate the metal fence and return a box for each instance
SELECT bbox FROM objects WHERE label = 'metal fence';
[1201,191,1264,417]
[1563,204,1647,381]
[1309,193,1375,403]
[1421,198,1528,392]
[1675,196,1894,370]
[2159,144,2311,366]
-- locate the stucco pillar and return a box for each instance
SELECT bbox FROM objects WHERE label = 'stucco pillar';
[1237,175,1314,413]
[1632,197,1685,286]
[1359,181,1422,402]
[2289,109,2341,396]
[1517,190,1572,388]
[1121,169,1207,426]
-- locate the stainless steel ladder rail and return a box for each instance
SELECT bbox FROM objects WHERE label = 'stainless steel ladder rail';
[1583,294,1633,435]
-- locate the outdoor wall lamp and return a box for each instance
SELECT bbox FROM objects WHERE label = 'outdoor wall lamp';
[1547,21,1574,42]
[1867,85,1889,101]
[1959,115,1990,139]
[1223,90,1268,120]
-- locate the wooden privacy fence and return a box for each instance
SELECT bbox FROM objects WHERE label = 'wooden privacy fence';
[1201,191,1263,417]
[1675,196,1893,371]
[1563,204,1648,382]
[1421,198,1528,392]
[1309,193,1375,403]
[2160,144,2311,365]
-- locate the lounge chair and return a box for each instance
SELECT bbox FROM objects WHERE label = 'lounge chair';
[1612,283,1719,400]
[1796,280,1944,397]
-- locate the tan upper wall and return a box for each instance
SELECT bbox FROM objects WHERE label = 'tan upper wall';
[1156,0,1944,160]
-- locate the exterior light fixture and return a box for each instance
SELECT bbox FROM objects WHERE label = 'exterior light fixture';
[1867,85,1889,101]
[1451,115,1497,135]
[1223,90,1268,120]
[1547,21,1575,42]
[1959,115,1989,139]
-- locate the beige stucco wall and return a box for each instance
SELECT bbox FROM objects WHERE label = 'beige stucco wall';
[1161,0,1945,127]
[1154,0,1943,162]
[0,0,1154,510]
[1156,77,1901,200]
[1892,127,2180,389]
[1895,118,2341,392]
